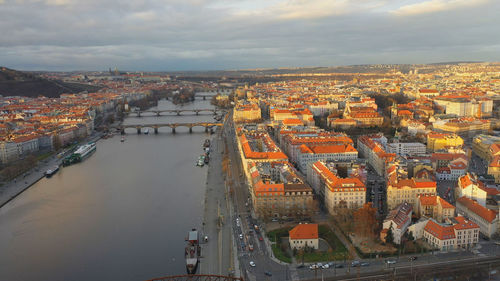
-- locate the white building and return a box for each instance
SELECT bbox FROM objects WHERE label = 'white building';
[423,216,479,251]
[387,142,426,156]
[289,224,319,250]
[382,202,413,245]
[456,196,499,238]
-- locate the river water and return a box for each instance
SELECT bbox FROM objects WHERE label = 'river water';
[0,96,217,281]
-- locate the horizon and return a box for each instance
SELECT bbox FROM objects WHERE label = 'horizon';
[4,60,496,73]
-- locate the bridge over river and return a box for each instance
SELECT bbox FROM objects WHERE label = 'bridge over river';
[117,122,223,134]
[129,108,226,117]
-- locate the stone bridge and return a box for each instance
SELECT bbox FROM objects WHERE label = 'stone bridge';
[117,122,223,134]
[129,108,225,117]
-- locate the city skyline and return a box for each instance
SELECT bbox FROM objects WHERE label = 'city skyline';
[1,0,499,71]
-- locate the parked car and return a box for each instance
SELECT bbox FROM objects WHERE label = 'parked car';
[335,263,344,268]
[408,256,418,261]
[264,271,272,276]
[361,262,370,267]
[239,234,243,239]
[258,236,263,241]
[309,264,319,270]
[385,259,397,264]
[351,260,360,267]
[296,264,305,269]
[271,218,279,222]
[322,264,329,269]
[249,261,256,267]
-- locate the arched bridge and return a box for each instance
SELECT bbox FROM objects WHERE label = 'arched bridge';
[146,274,243,281]
[118,122,223,134]
[194,93,217,100]
[130,109,225,117]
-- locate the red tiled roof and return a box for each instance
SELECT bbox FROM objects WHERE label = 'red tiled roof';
[289,224,318,240]
[456,197,498,223]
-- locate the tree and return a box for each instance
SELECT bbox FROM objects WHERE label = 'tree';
[386,222,394,245]
[353,203,378,238]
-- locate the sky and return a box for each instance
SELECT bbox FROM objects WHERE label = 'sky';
[0,0,499,71]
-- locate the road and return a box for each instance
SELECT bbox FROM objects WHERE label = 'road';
[199,122,233,276]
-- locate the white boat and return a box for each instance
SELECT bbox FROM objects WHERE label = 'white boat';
[121,136,125,142]
[144,128,149,134]
[73,143,97,159]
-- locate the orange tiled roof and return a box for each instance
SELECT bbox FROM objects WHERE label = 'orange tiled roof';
[289,224,318,240]
[456,196,498,223]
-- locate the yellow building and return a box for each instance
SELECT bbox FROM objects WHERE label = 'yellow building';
[387,178,437,210]
[233,103,262,123]
[472,134,500,161]
[427,132,463,152]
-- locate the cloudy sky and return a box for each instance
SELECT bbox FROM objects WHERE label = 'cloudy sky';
[0,0,499,71]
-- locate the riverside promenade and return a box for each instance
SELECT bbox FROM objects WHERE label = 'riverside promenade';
[0,132,103,209]
[199,130,237,277]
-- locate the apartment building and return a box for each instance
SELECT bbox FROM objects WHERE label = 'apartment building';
[308,161,366,215]
[417,195,455,222]
[456,196,499,238]
[423,217,479,251]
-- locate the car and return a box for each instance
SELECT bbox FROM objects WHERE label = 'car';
[239,234,243,239]
[316,263,323,268]
[328,262,335,266]
[204,236,208,242]
[385,259,397,264]
[361,262,370,267]
[271,218,279,222]
[335,263,344,268]
[322,264,329,269]
[249,261,256,267]
[408,256,418,261]
[264,271,272,276]
[351,260,360,267]
[296,264,306,269]
[309,264,318,270]
[258,236,263,241]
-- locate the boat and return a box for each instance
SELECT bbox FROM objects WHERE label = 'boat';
[197,157,204,167]
[203,139,210,148]
[45,165,59,177]
[144,128,149,134]
[185,229,200,274]
[63,143,96,166]
[121,136,125,142]
[204,154,210,164]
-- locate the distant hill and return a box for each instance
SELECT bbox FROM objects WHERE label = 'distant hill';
[0,67,100,98]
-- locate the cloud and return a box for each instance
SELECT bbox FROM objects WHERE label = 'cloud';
[0,0,499,70]
[390,0,490,16]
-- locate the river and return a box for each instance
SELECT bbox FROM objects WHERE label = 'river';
[0,96,218,281]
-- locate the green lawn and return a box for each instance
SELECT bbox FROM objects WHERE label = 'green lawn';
[271,244,292,263]
[267,227,293,263]
[297,225,348,262]
[318,225,347,253]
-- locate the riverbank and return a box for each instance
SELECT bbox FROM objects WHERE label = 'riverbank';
[0,132,104,209]
[200,128,236,276]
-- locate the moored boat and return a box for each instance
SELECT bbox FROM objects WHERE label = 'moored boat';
[45,165,60,177]
[185,229,200,274]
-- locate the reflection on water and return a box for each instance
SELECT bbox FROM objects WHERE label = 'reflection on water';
[0,98,216,281]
